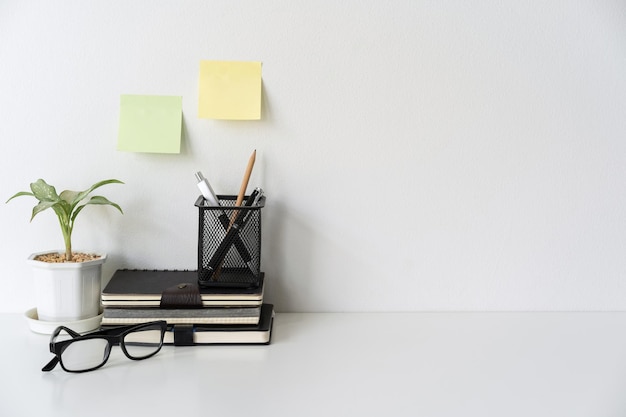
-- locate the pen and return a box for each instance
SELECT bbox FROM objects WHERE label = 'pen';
[195,171,220,207]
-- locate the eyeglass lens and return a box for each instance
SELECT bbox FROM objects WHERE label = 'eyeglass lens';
[61,339,110,372]
[122,324,164,359]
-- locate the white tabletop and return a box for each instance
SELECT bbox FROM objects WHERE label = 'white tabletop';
[1,311,626,417]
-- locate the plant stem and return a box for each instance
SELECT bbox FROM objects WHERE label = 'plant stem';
[58,217,72,261]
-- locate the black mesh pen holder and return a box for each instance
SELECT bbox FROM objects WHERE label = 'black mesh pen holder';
[195,195,265,288]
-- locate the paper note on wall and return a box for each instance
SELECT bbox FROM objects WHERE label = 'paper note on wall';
[198,60,262,120]
[117,95,183,153]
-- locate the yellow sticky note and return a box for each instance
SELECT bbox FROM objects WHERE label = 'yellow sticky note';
[198,60,262,120]
[117,95,182,153]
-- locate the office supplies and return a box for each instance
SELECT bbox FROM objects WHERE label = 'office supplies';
[198,60,263,120]
[102,270,265,307]
[198,150,259,285]
[195,171,220,206]
[196,194,265,287]
[100,270,272,346]
[107,304,274,346]
[162,304,274,345]
[117,94,183,153]
[251,187,264,205]
[240,187,261,212]
[203,189,264,282]
[231,149,257,224]
[227,187,262,267]
[201,188,261,277]
[101,305,262,325]
[195,173,253,264]
[216,210,253,263]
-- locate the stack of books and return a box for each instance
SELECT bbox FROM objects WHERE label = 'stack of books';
[101,269,274,345]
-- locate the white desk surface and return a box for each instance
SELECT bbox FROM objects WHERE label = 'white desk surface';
[1,311,626,417]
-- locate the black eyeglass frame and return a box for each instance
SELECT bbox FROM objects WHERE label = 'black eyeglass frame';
[42,320,168,373]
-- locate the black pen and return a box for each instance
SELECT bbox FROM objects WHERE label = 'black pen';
[216,187,259,262]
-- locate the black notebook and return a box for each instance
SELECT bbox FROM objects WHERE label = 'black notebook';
[162,303,275,345]
[101,305,262,325]
[102,269,264,307]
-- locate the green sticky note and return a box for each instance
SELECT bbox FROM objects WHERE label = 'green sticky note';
[198,60,262,120]
[117,95,183,153]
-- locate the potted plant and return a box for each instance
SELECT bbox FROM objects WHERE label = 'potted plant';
[7,178,123,323]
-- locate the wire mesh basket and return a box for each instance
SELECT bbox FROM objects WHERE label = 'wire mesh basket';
[195,195,264,288]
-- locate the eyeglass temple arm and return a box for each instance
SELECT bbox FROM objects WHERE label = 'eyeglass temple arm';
[42,325,82,372]
[42,356,59,372]
[52,325,82,339]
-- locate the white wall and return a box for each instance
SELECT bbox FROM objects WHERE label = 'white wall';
[1,1,625,313]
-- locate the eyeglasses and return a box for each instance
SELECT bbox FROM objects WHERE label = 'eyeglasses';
[42,321,167,373]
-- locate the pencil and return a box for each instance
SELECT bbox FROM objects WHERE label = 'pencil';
[214,149,257,281]
[229,149,256,226]
[235,149,256,208]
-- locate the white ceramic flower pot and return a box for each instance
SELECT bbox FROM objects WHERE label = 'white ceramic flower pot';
[28,251,106,322]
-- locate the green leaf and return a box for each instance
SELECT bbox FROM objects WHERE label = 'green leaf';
[70,204,86,223]
[30,179,60,202]
[87,196,124,212]
[59,190,80,205]
[70,196,123,223]
[72,179,124,207]
[5,191,34,203]
[31,201,59,221]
